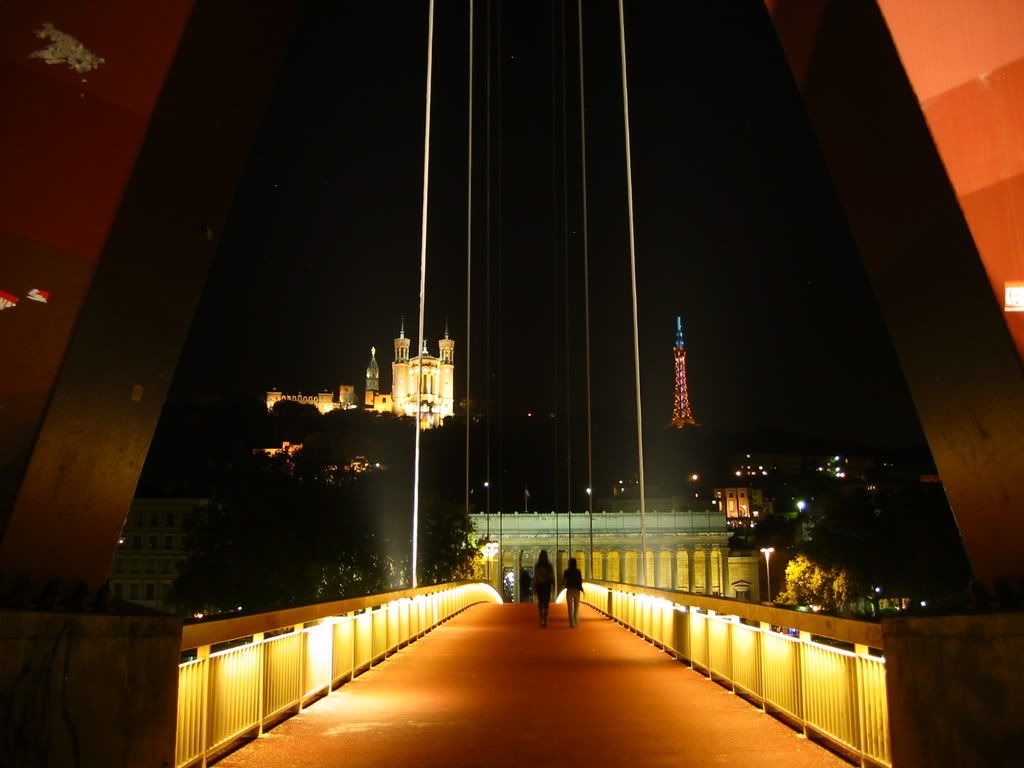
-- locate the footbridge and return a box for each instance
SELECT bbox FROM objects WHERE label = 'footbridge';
[175,582,887,768]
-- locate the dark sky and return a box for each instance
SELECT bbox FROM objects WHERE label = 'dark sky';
[172,1,925,464]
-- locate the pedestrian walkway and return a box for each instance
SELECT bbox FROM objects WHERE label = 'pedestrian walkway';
[219,602,847,768]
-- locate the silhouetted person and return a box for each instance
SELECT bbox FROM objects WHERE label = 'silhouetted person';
[534,550,554,627]
[563,557,583,628]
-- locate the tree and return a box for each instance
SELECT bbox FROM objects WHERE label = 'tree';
[775,554,855,612]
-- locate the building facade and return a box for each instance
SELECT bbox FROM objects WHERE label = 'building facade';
[471,509,758,603]
[108,498,207,611]
[266,384,357,414]
[389,324,454,428]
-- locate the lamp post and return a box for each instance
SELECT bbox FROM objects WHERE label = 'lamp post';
[586,487,593,578]
[760,546,775,602]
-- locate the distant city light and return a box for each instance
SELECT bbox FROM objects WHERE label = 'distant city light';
[585,487,592,496]
[796,500,807,511]
[734,470,741,477]
[690,473,699,481]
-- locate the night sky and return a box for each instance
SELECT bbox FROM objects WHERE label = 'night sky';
[170,1,926,503]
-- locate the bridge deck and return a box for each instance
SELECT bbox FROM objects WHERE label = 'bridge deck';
[219,603,847,767]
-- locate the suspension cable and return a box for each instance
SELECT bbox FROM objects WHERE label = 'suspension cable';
[617,0,647,585]
[412,0,436,590]
[464,0,473,528]
[550,0,559,586]
[577,0,595,578]
[559,0,572,565]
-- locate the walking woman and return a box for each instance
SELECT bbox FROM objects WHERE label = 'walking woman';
[533,550,554,627]
[563,557,583,627]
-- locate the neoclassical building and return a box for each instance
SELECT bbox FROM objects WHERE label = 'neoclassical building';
[470,509,758,603]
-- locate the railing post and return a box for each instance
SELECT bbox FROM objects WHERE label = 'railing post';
[758,622,770,712]
[197,644,211,768]
[349,612,357,681]
[294,623,305,713]
[253,633,265,736]
[854,643,869,767]
[705,610,714,679]
[325,622,334,697]
[727,616,736,694]
[797,630,811,738]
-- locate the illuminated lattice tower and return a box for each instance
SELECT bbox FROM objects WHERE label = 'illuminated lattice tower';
[672,316,698,429]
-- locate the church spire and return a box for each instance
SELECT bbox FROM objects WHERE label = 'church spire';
[399,315,406,339]
[365,346,379,392]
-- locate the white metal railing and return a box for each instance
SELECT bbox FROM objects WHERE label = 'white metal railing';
[582,580,891,768]
[174,582,500,768]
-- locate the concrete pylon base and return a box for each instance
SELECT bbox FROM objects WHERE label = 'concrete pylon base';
[883,613,1024,767]
[0,610,182,767]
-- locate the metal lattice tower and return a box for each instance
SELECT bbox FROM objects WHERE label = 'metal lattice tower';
[671,316,698,429]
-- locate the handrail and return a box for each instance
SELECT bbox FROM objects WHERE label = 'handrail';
[584,579,883,648]
[582,580,891,767]
[175,581,500,768]
[181,580,491,651]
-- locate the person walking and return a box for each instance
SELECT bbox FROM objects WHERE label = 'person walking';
[563,557,583,628]
[533,550,554,627]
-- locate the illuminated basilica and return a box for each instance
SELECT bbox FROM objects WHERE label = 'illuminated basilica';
[366,322,455,429]
[266,320,454,429]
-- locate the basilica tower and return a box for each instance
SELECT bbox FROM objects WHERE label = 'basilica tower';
[438,325,455,419]
[364,346,379,409]
[392,318,411,411]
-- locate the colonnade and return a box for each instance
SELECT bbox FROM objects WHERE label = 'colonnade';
[471,511,754,602]
[486,543,740,600]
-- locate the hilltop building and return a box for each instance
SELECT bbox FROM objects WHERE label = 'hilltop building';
[366,320,455,428]
[266,385,357,414]
[267,320,454,429]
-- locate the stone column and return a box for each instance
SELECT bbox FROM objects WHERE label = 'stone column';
[619,549,629,584]
[704,546,713,595]
[670,547,679,590]
[720,547,731,597]
[686,548,696,592]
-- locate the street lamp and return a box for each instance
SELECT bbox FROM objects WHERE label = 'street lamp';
[796,500,807,512]
[760,547,775,602]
